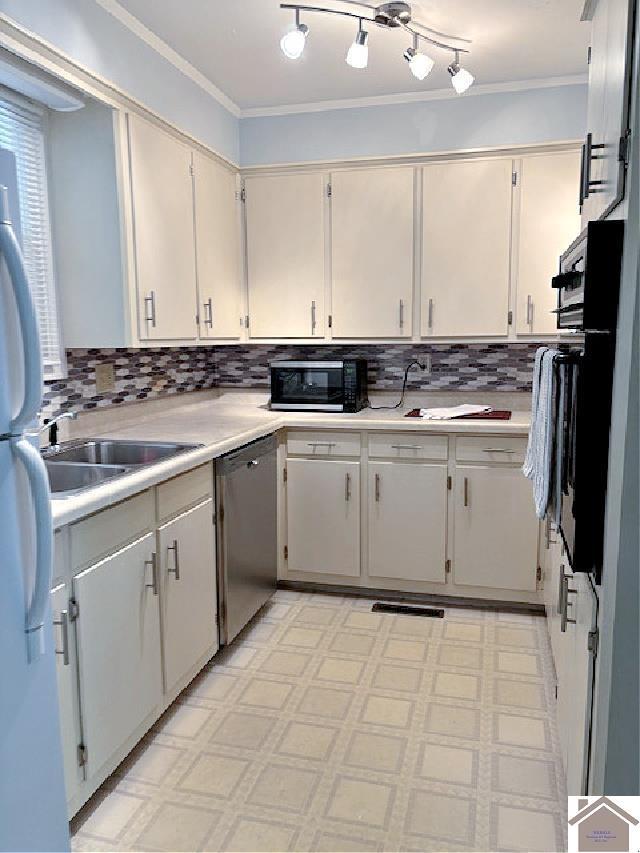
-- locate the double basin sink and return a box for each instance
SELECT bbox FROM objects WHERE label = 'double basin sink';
[44,440,202,497]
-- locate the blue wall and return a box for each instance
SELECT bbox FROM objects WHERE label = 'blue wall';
[0,0,240,163]
[240,83,588,166]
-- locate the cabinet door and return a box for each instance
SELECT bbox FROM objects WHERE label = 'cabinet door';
[245,173,324,338]
[287,459,360,576]
[331,168,414,338]
[453,465,538,591]
[193,152,241,339]
[160,499,218,694]
[422,159,512,337]
[51,583,83,807]
[128,113,197,340]
[368,462,447,583]
[515,152,581,335]
[73,533,162,778]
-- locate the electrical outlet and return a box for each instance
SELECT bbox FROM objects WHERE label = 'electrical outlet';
[95,363,115,394]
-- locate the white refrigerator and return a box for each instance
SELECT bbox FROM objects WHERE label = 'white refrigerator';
[0,148,70,850]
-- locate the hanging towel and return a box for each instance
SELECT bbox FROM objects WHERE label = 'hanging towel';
[553,362,567,526]
[523,347,558,518]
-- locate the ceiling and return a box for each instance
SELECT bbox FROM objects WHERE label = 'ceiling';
[111,0,590,112]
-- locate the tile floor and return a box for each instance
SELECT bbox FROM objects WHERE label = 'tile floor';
[71,590,567,852]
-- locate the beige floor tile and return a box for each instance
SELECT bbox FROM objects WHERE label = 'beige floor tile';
[372,662,423,693]
[280,626,325,648]
[159,704,212,739]
[494,678,546,710]
[405,790,474,843]
[383,638,427,662]
[189,669,237,701]
[494,754,556,799]
[496,626,538,648]
[419,743,477,786]
[325,776,394,828]
[297,685,354,720]
[276,721,338,760]
[296,605,339,626]
[437,643,483,670]
[134,802,220,851]
[496,650,541,676]
[209,711,274,750]
[493,804,560,852]
[238,678,293,710]
[122,741,183,785]
[315,656,364,684]
[223,817,300,852]
[343,730,407,773]
[330,631,376,656]
[218,644,258,669]
[343,611,383,631]
[361,695,413,729]
[177,752,248,798]
[247,763,320,813]
[425,703,480,739]
[79,791,145,841]
[261,650,312,677]
[495,713,548,749]
[243,620,279,644]
[444,622,484,643]
[313,831,382,851]
[433,671,480,701]
[267,602,293,620]
[390,614,434,637]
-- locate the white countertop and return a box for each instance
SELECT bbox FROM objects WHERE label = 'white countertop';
[51,391,531,528]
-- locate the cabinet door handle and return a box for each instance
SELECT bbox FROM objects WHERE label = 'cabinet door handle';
[53,610,69,666]
[167,539,181,580]
[428,298,434,329]
[345,472,351,502]
[375,472,380,502]
[204,298,213,329]
[526,294,533,326]
[145,552,158,595]
[144,291,156,328]
[560,568,577,633]
[311,300,316,333]
[399,299,404,329]
[463,477,469,507]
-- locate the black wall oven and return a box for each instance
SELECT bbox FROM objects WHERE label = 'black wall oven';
[551,220,625,582]
[270,360,368,412]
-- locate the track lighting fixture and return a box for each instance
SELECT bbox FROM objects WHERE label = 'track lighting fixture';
[346,20,369,69]
[403,33,434,81]
[279,2,473,85]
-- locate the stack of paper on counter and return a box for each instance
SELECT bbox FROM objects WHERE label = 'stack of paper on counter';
[417,404,493,420]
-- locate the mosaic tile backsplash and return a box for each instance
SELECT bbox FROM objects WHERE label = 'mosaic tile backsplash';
[43,344,539,418]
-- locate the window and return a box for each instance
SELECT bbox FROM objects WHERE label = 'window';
[0,87,64,378]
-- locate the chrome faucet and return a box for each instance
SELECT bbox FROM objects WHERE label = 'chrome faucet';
[40,411,77,450]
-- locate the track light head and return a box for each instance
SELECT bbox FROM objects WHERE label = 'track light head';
[346,22,369,69]
[447,52,474,93]
[403,34,434,80]
[280,10,308,59]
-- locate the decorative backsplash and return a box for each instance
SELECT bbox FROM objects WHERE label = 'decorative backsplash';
[43,343,539,418]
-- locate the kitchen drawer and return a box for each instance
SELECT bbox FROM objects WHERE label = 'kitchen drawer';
[70,489,154,571]
[455,435,527,464]
[157,463,212,522]
[287,430,361,458]
[369,432,448,461]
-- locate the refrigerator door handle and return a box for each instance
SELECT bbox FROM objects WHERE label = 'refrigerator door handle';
[12,437,53,662]
[0,187,43,432]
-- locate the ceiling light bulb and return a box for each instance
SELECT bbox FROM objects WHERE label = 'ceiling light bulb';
[346,25,368,69]
[280,23,308,59]
[448,58,474,93]
[404,46,434,81]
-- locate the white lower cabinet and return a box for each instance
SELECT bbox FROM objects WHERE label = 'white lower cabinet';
[159,498,217,695]
[73,532,162,779]
[453,464,538,591]
[368,461,447,583]
[287,458,360,577]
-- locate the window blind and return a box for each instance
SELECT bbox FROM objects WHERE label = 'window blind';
[0,90,64,378]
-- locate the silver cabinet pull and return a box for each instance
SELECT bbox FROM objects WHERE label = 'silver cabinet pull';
[556,562,565,615]
[345,472,351,502]
[144,290,156,328]
[391,444,422,451]
[311,300,316,334]
[204,297,213,329]
[560,568,577,633]
[375,472,381,502]
[526,294,533,326]
[428,298,434,329]
[399,299,404,329]
[145,552,158,595]
[482,448,516,454]
[53,610,69,666]
[167,539,180,581]
[463,477,469,507]
[307,442,336,448]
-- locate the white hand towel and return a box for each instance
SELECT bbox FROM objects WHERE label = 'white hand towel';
[523,347,558,518]
[418,404,492,420]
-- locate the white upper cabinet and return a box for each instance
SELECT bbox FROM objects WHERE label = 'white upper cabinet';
[331,167,414,338]
[245,173,325,338]
[193,152,241,340]
[128,113,198,341]
[421,158,512,338]
[515,151,582,336]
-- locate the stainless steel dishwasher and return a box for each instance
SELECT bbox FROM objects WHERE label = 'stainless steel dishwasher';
[216,433,278,645]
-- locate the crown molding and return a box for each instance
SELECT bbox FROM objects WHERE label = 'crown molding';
[94,0,241,117]
[240,74,589,118]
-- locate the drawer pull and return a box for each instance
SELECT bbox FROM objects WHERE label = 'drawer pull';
[53,610,69,666]
[308,442,336,448]
[390,444,422,450]
[167,539,181,581]
[375,472,381,502]
[482,448,516,454]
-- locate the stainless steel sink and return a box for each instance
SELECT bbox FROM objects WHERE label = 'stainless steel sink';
[45,461,129,496]
[44,439,201,467]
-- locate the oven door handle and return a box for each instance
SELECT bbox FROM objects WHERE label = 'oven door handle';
[551,271,583,290]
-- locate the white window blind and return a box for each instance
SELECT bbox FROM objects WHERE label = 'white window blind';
[0,89,64,378]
